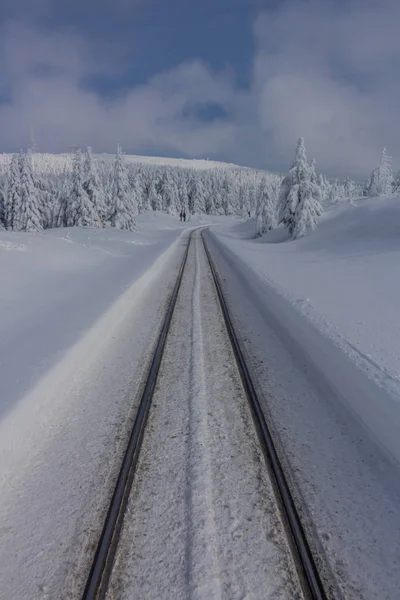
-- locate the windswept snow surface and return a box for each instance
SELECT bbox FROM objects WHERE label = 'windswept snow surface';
[207,197,400,599]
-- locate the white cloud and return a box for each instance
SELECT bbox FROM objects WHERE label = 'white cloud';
[0,24,237,157]
[252,0,400,177]
[2,2,400,179]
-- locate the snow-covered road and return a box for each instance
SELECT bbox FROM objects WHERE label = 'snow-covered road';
[107,231,301,600]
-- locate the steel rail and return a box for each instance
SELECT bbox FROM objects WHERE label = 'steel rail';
[201,230,327,600]
[82,230,194,600]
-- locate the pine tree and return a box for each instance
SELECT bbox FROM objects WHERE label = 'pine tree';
[279,137,311,234]
[238,182,250,217]
[66,149,86,226]
[278,138,323,237]
[6,153,22,230]
[378,148,393,195]
[292,181,323,239]
[392,170,400,194]
[161,169,179,214]
[110,145,136,231]
[344,177,356,205]
[0,189,6,228]
[148,178,162,211]
[19,151,43,232]
[82,147,107,226]
[129,166,145,214]
[365,148,393,197]
[255,177,277,236]
[191,174,207,214]
[178,175,189,213]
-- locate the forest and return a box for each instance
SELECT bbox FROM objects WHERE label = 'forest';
[0,138,394,239]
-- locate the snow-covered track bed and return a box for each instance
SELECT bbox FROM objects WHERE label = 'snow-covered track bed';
[82,231,194,600]
[84,229,330,600]
[202,231,327,600]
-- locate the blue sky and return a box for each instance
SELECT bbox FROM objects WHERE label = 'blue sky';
[0,0,399,177]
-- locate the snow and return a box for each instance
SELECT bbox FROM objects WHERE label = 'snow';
[0,152,253,174]
[0,213,187,419]
[206,196,400,598]
[107,231,300,600]
[210,197,400,462]
[0,213,193,598]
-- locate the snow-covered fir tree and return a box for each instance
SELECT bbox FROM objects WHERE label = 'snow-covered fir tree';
[365,148,393,197]
[178,174,189,213]
[282,140,322,237]
[392,170,400,194]
[344,177,356,204]
[238,181,250,217]
[278,137,323,237]
[110,145,136,230]
[148,178,162,211]
[190,173,207,214]
[6,153,22,230]
[66,149,87,227]
[83,146,107,226]
[255,177,277,236]
[292,181,323,239]
[160,169,179,214]
[317,173,330,204]
[19,151,43,232]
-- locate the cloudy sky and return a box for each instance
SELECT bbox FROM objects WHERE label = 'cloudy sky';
[0,0,398,177]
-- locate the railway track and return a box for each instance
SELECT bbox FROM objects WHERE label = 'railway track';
[82,228,328,600]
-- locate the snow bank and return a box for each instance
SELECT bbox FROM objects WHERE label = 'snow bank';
[0,215,195,598]
[0,212,188,419]
[210,196,400,463]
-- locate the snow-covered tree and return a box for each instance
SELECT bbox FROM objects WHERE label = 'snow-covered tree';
[6,153,23,230]
[0,189,6,228]
[392,170,400,194]
[238,182,250,217]
[255,177,277,236]
[292,181,323,239]
[19,151,43,232]
[66,149,86,227]
[344,177,356,204]
[278,137,322,237]
[110,145,136,230]
[190,174,207,214]
[160,169,179,214]
[148,178,162,211]
[178,174,189,213]
[82,146,107,226]
[365,148,393,197]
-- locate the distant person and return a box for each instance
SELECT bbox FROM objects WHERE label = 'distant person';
[180,210,182,222]
[183,211,186,222]
[248,211,251,218]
